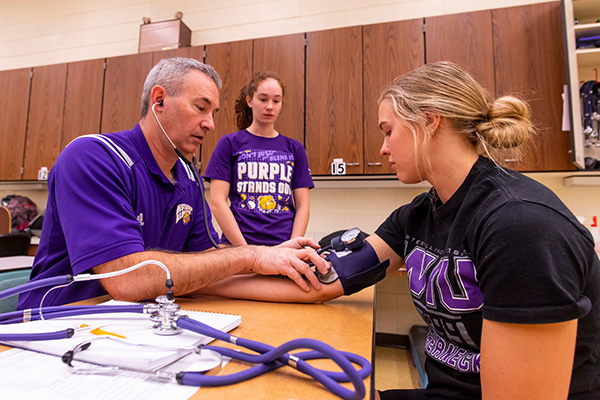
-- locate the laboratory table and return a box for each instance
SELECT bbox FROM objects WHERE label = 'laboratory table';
[1,287,375,399]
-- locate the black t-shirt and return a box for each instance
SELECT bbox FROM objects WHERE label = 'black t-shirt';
[375,156,600,399]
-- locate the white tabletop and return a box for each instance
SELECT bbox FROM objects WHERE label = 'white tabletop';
[0,256,34,272]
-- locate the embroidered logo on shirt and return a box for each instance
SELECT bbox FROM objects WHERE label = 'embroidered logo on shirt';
[137,213,144,226]
[176,204,193,225]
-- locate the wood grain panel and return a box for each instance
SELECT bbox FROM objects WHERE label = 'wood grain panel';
[306,26,363,175]
[493,2,572,171]
[426,10,495,94]
[101,52,154,133]
[363,19,424,175]
[0,68,31,180]
[152,46,206,65]
[61,58,105,149]
[202,40,253,173]
[23,64,67,180]
[253,33,305,145]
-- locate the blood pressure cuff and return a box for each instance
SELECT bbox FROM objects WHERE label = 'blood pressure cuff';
[328,241,390,295]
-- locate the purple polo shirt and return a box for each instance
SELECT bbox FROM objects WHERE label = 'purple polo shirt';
[18,125,219,309]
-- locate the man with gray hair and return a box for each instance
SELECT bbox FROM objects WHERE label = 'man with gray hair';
[19,57,327,309]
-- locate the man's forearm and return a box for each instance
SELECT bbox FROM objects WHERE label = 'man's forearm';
[93,246,257,302]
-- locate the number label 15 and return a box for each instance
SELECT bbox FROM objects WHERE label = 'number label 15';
[331,158,346,175]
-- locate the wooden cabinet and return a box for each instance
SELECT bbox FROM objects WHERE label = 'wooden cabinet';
[562,0,600,169]
[202,40,253,173]
[101,52,154,134]
[60,58,105,149]
[425,5,570,172]
[23,64,68,180]
[363,19,424,174]
[426,10,495,94]
[151,46,205,65]
[493,2,573,171]
[0,68,31,181]
[306,26,363,175]
[0,3,576,181]
[253,33,306,145]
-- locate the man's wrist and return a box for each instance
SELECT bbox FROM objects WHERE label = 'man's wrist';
[240,245,260,274]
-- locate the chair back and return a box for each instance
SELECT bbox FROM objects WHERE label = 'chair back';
[0,207,10,234]
[0,233,31,257]
[0,269,31,314]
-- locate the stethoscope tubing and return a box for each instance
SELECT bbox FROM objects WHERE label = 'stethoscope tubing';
[0,304,144,325]
[0,273,371,399]
[0,304,370,399]
[176,316,369,400]
[0,275,70,301]
[202,345,370,382]
[0,329,75,342]
[0,304,144,342]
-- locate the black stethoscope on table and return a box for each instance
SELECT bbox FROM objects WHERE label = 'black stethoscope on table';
[0,260,371,400]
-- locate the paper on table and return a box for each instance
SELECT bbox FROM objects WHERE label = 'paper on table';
[0,348,200,400]
[0,300,241,372]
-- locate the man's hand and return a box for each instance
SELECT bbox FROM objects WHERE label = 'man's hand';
[250,241,329,292]
[278,236,330,275]
[278,236,320,251]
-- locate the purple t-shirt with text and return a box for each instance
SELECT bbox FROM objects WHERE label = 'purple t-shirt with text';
[204,130,313,245]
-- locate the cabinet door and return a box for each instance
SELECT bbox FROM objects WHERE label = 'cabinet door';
[426,10,495,94]
[0,68,31,181]
[493,2,573,171]
[101,53,154,134]
[253,33,305,145]
[61,58,105,149]
[202,40,253,173]
[306,26,363,175]
[363,19,424,175]
[152,46,205,65]
[23,64,67,180]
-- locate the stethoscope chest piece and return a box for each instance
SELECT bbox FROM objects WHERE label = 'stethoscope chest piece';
[316,265,339,284]
[151,294,183,336]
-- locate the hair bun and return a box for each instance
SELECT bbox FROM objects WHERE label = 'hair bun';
[477,96,532,149]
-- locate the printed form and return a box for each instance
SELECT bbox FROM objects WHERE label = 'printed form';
[0,347,226,399]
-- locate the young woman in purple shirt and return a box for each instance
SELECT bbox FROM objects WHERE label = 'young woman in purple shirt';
[205,72,313,246]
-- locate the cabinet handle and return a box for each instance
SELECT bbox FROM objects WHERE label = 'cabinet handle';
[367,162,382,166]
[346,163,360,166]
[504,159,519,163]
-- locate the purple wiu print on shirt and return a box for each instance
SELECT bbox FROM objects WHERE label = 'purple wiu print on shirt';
[404,243,483,373]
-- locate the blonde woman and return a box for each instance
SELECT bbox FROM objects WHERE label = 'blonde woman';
[199,62,600,399]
